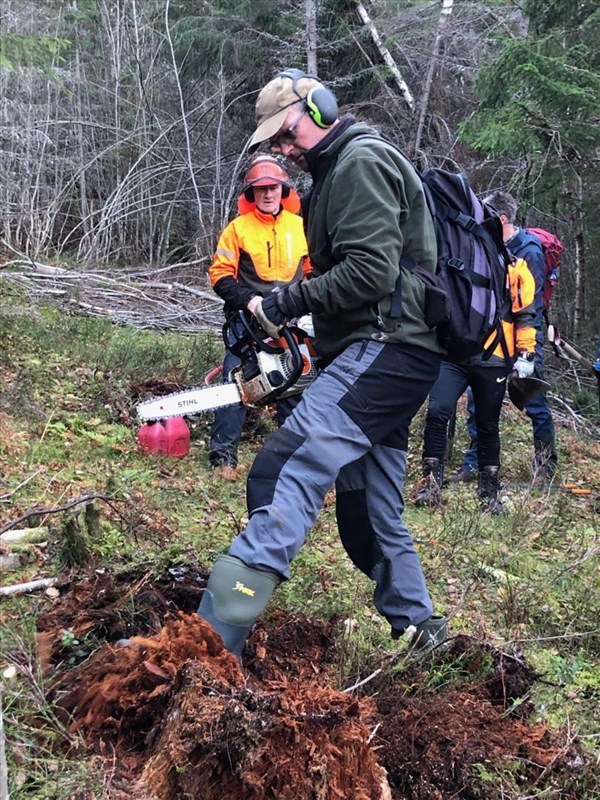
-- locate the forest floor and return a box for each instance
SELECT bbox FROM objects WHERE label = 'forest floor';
[33,569,591,800]
[1,284,599,799]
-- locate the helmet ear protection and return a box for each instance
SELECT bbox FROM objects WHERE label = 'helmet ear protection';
[243,184,290,202]
[277,68,338,128]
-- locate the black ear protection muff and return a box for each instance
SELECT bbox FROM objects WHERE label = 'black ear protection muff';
[243,184,290,203]
[278,68,338,128]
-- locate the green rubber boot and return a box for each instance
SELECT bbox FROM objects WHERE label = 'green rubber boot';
[197,554,281,660]
[408,614,448,655]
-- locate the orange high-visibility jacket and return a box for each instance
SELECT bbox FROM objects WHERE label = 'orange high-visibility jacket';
[483,256,536,360]
[209,207,310,308]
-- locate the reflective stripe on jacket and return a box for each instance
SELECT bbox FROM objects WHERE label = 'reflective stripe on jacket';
[209,207,310,297]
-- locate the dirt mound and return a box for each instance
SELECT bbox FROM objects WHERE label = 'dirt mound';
[37,569,592,799]
[48,611,388,800]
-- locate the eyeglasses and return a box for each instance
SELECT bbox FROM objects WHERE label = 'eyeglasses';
[269,110,306,148]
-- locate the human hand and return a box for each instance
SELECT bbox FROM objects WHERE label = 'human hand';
[246,295,261,314]
[251,294,288,339]
[513,352,535,378]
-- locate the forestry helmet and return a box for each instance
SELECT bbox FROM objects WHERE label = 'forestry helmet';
[242,155,291,201]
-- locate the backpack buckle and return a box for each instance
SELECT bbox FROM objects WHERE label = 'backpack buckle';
[455,212,478,231]
[447,258,465,271]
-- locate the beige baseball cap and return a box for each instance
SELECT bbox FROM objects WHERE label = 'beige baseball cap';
[247,73,323,153]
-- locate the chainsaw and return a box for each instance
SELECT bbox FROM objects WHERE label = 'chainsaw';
[136,312,319,422]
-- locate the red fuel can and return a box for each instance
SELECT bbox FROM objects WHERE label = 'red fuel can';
[164,416,190,457]
[138,417,190,458]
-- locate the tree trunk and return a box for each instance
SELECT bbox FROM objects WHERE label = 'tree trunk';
[306,0,318,74]
[356,2,414,110]
[412,0,454,158]
[572,171,585,336]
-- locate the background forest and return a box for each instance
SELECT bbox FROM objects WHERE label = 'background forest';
[1,0,599,346]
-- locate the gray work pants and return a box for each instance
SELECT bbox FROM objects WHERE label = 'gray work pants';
[228,339,441,632]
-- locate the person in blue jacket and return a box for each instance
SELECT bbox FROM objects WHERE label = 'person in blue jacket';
[449,191,558,485]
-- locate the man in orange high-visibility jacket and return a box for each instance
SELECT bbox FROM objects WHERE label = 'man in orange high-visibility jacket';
[416,256,536,514]
[208,155,310,478]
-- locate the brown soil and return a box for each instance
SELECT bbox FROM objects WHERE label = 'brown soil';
[36,569,592,799]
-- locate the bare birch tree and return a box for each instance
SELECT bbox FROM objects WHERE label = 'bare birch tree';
[412,0,454,158]
[306,0,318,74]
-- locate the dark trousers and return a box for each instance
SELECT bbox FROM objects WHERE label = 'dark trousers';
[423,360,510,468]
[209,349,300,467]
[462,339,556,470]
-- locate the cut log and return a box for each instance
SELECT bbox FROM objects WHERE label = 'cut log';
[0,527,49,545]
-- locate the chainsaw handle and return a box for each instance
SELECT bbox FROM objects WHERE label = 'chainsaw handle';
[273,325,304,398]
[223,311,305,401]
[224,310,282,355]
[248,325,305,404]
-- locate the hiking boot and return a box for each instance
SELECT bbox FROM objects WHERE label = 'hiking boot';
[408,614,448,655]
[478,465,506,515]
[447,466,477,484]
[414,457,444,507]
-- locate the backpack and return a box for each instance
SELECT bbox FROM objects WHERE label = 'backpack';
[524,227,564,312]
[347,136,511,361]
[412,169,511,362]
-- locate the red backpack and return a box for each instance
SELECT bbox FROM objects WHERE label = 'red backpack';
[525,227,564,312]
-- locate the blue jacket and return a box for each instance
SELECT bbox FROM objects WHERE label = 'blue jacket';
[506,228,545,331]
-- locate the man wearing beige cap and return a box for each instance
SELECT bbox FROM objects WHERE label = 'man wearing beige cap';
[197,69,448,661]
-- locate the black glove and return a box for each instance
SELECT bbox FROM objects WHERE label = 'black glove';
[252,294,288,338]
[252,282,309,339]
[273,281,309,318]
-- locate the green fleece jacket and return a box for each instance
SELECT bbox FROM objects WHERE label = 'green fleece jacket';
[300,118,444,361]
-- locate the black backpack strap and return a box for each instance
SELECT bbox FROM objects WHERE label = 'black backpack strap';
[482,323,511,362]
[481,293,512,362]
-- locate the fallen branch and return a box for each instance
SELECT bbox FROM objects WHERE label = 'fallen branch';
[343,668,382,693]
[0,493,124,536]
[547,393,597,435]
[0,252,223,334]
[0,577,58,597]
[0,527,49,545]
